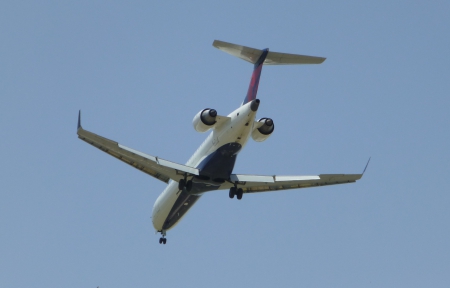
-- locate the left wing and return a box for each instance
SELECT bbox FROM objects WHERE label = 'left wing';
[219,173,363,193]
[76,111,198,184]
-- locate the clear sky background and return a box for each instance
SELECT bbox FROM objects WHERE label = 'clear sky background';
[1,1,449,287]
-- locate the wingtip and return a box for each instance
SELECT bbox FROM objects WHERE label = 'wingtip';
[362,157,371,175]
[212,39,220,48]
[77,110,82,130]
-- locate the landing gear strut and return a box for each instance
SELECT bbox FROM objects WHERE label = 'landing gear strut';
[159,230,167,245]
[229,187,243,200]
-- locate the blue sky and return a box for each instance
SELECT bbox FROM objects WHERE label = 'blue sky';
[1,1,449,287]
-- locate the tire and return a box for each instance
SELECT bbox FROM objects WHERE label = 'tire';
[237,188,243,200]
[163,238,167,244]
[229,187,236,198]
[159,238,163,244]
[186,180,193,192]
[178,179,185,190]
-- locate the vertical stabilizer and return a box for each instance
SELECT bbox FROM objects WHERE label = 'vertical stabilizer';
[244,49,268,104]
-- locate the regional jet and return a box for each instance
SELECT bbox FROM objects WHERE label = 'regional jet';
[77,40,368,244]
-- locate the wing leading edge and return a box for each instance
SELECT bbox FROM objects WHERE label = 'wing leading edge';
[77,111,198,184]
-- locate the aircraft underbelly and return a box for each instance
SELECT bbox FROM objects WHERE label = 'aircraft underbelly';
[153,104,257,231]
[154,141,243,231]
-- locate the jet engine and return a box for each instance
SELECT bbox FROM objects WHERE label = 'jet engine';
[193,108,218,132]
[251,118,275,142]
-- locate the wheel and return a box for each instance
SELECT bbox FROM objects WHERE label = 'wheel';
[229,187,236,199]
[163,238,167,244]
[159,238,163,244]
[236,188,243,200]
[178,179,186,190]
[186,180,193,192]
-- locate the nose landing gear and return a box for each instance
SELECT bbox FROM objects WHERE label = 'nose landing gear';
[159,230,167,244]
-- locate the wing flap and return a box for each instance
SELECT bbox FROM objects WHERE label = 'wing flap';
[230,174,275,183]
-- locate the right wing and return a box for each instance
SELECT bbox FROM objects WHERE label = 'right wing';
[219,173,363,193]
[76,111,198,184]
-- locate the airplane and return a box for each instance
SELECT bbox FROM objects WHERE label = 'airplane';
[77,40,369,245]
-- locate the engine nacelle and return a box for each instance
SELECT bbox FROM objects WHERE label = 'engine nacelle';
[193,108,218,132]
[251,118,275,142]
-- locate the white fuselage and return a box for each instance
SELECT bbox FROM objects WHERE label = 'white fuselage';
[151,101,258,231]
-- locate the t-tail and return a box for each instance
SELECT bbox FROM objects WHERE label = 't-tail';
[213,40,326,104]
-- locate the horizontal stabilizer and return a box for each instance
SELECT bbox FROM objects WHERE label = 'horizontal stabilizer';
[213,40,326,65]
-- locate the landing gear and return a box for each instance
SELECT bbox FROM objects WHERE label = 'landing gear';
[229,187,243,200]
[236,188,243,200]
[186,180,193,192]
[178,178,193,192]
[229,187,236,198]
[159,230,167,245]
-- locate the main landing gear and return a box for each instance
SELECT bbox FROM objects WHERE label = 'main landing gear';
[159,230,167,245]
[178,178,193,192]
[229,187,243,200]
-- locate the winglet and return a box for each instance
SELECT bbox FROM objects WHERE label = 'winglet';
[362,157,371,175]
[77,110,82,130]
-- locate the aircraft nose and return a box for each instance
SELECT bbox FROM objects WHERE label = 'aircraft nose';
[152,208,163,230]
